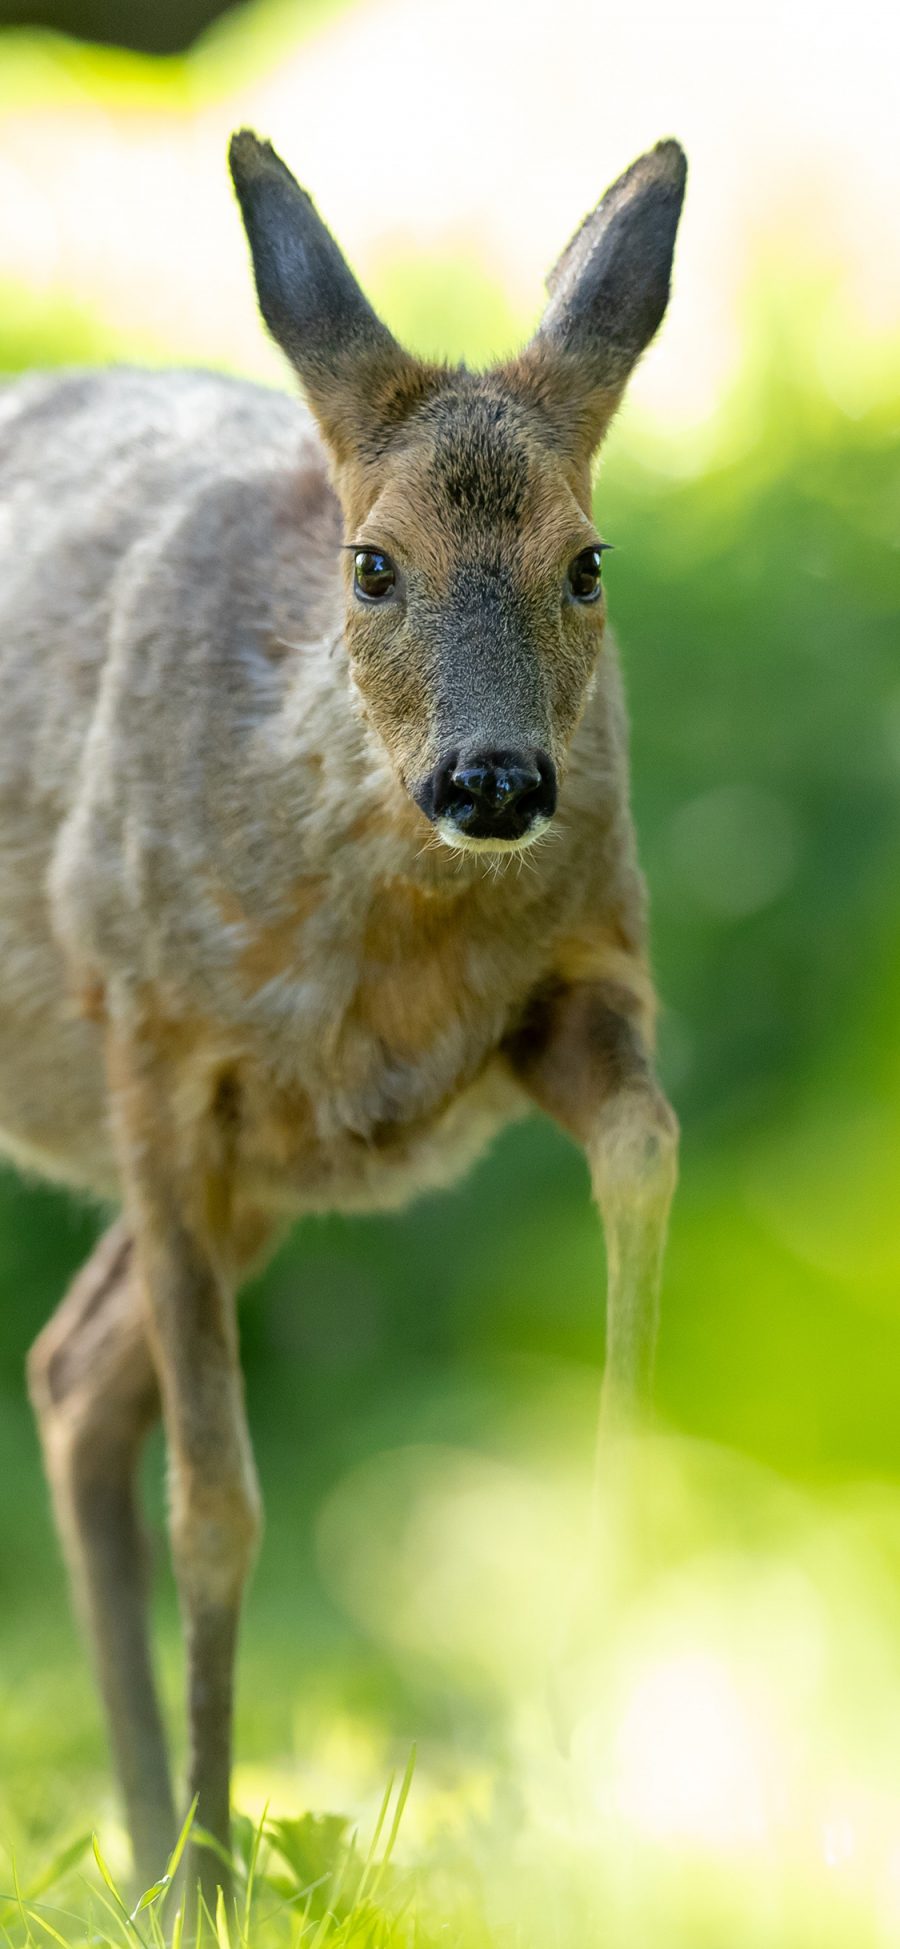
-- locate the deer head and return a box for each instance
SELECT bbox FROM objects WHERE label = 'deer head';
[229,130,686,852]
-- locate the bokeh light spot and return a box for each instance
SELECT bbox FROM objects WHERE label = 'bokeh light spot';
[666,782,802,918]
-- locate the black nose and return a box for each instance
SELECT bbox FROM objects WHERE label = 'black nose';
[427,747,557,842]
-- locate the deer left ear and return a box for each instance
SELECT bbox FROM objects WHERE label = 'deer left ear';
[512,140,687,456]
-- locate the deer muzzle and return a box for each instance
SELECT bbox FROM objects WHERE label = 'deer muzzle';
[415,746,557,849]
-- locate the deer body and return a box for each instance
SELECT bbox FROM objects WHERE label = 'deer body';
[1,367,643,1212]
[15,134,686,1897]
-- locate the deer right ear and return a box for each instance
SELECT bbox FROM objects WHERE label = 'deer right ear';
[514,140,687,456]
[229,130,422,463]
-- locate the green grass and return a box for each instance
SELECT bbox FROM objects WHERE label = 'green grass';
[4,1425,900,1947]
[1,1764,425,1948]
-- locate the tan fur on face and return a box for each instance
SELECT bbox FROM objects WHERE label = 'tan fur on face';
[337,377,609,796]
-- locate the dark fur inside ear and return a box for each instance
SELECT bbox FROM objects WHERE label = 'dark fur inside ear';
[531,139,687,444]
[229,129,395,385]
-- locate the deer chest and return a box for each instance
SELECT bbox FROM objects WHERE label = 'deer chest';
[208,872,541,1215]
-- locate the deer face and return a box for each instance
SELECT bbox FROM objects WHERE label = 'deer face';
[230,131,686,852]
[338,383,611,849]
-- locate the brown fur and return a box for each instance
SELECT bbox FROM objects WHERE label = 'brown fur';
[2,131,688,1891]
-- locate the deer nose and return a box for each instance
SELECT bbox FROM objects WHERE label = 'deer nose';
[428,747,557,843]
[453,756,541,813]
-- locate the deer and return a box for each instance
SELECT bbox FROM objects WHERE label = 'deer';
[3,129,686,1899]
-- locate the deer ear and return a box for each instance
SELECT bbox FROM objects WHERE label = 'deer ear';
[229,130,422,461]
[517,140,687,454]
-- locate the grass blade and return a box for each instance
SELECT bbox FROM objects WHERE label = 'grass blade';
[215,1885,230,1949]
[24,1911,69,1949]
[242,1800,269,1942]
[130,1878,170,1921]
[165,1797,200,1888]
[91,1837,127,1915]
[80,1873,135,1947]
[362,1778,394,1877]
[366,1745,418,1903]
[383,1746,416,1873]
[11,1860,34,1949]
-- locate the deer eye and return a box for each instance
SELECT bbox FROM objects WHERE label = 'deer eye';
[567,545,605,603]
[354,549,396,601]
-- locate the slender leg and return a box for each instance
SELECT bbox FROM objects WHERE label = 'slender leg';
[152,1231,261,1903]
[28,1222,177,1885]
[108,1039,263,1905]
[507,975,678,1435]
[589,1079,678,1436]
[507,974,678,1756]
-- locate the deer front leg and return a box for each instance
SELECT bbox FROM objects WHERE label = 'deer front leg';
[508,977,678,1438]
[108,1034,262,1903]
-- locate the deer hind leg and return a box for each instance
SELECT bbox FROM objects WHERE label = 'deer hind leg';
[27,1220,176,1885]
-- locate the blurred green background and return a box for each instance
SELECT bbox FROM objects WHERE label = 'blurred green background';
[0,0,898,1942]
